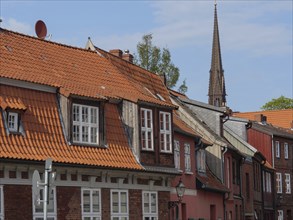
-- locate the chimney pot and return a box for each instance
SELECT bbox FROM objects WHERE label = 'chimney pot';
[122,53,133,63]
[109,49,123,58]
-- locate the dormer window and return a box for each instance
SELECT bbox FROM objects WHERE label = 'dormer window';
[141,108,154,151]
[72,104,99,145]
[7,112,19,132]
[159,111,172,153]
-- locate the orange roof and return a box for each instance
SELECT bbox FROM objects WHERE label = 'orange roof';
[0,95,26,110]
[233,109,293,129]
[0,85,143,170]
[96,47,175,108]
[0,28,173,108]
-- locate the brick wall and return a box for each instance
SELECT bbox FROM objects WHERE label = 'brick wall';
[4,185,32,220]
[158,191,169,220]
[57,186,81,220]
[129,189,142,219]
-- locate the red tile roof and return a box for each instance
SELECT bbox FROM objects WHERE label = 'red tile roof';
[0,95,26,110]
[0,85,143,170]
[233,109,293,129]
[0,28,173,108]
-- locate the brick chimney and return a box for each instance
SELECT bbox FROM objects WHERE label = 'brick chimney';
[255,114,267,123]
[109,49,123,58]
[122,50,133,63]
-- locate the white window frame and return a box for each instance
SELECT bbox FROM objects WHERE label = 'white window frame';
[275,141,280,158]
[0,186,3,220]
[276,172,282,194]
[141,108,154,151]
[285,173,291,194]
[277,210,283,220]
[81,188,101,220]
[142,191,158,220]
[72,104,99,145]
[174,140,180,170]
[184,143,191,172]
[111,190,128,220]
[33,187,57,220]
[284,143,289,159]
[7,112,18,132]
[197,149,206,173]
[159,111,172,153]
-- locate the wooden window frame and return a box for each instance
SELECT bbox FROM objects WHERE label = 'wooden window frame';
[285,173,291,194]
[142,191,158,220]
[174,140,180,170]
[111,190,129,220]
[159,111,172,153]
[275,141,280,158]
[81,188,101,220]
[140,108,154,151]
[284,143,289,159]
[184,143,191,172]
[276,172,282,194]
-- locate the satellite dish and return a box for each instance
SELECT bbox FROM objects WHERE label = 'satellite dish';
[35,20,47,39]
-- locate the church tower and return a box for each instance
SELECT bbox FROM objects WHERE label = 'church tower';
[208,2,227,107]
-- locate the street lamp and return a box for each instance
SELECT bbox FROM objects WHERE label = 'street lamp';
[168,179,186,209]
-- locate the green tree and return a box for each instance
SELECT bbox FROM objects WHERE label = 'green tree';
[135,34,187,92]
[178,79,188,94]
[261,95,293,110]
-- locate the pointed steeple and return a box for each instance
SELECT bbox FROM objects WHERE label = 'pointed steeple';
[208,2,227,107]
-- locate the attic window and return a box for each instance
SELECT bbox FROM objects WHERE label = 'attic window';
[7,112,19,132]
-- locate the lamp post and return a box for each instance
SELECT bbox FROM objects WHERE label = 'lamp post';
[168,179,186,220]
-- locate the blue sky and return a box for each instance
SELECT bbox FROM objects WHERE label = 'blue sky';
[1,0,292,112]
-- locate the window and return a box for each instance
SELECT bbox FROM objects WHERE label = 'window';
[232,159,240,185]
[141,108,153,151]
[197,149,206,173]
[159,112,172,153]
[284,143,289,159]
[174,140,180,170]
[226,157,230,189]
[276,173,282,193]
[82,189,101,220]
[33,188,56,220]
[7,112,19,132]
[265,172,272,193]
[278,210,283,220]
[285,173,291,194]
[111,190,128,220]
[275,141,280,158]
[73,104,99,145]
[0,186,3,220]
[143,191,158,220]
[184,143,191,172]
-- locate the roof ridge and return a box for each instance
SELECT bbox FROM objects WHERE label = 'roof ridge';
[0,27,97,55]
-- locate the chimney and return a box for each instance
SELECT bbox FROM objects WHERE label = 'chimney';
[159,73,167,86]
[109,49,123,58]
[255,114,267,124]
[122,50,133,63]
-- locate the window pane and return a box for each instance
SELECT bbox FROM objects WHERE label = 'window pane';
[150,193,157,213]
[92,190,100,212]
[141,110,145,127]
[82,107,89,122]
[147,111,151,128]
[112,192,119,213]
[160,113,164,130]
[73,125,79,142]
[83,190,90,212]
[165,114,170,130]
[73,105,80,122]
[142,131,146,149]
[147,132,152,149]
[91,108,97,124]
[91,127,98,143]
[120,192,127,213]
[82,126,89,142]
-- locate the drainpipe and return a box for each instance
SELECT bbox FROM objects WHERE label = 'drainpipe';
[271,135,274,168]
[222,146,228,220]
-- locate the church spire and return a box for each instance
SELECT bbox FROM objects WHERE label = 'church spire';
[208,2,227,107]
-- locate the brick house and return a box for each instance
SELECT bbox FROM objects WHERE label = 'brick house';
[225,117,275,220]
[246,121,293,220]
[0,28,180,220]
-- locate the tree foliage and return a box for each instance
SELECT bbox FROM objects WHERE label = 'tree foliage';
[178,79,188,94]
[135,34,187,92]
[261,95,293,110]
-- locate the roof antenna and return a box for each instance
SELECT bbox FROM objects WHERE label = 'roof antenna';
[215,0,217,6]
[0,18,2,28]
